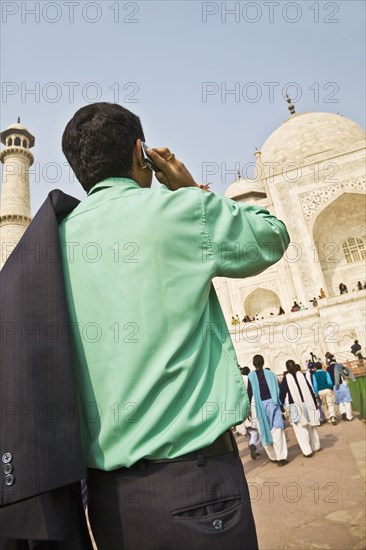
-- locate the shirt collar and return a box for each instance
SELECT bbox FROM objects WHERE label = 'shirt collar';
[88,177,141,196]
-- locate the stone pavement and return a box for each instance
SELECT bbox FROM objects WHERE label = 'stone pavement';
[238,416,366,550]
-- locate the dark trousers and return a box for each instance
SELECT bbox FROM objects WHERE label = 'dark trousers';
[87,447,258,550]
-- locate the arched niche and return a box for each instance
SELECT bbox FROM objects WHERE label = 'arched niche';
[338,331,357,350]
[244,288,280,318]
[271,351,289,376]
[312,192,366,297]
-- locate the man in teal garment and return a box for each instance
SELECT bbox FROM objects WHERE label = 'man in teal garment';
[60,102,290,549]
[247,355,288,466]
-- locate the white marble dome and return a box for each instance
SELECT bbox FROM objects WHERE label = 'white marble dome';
[7,122,28,131]
[260,111,366,169]
[225,178,265,200]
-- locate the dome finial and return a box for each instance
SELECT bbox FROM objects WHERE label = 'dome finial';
[17,116,20,123]
[285,94,295,115]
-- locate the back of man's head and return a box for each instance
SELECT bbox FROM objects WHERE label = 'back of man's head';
[314,362,323,370]
[285,359,297,375]
[62,102,145,192]
[241,366,250,376]
[253,355,264,369]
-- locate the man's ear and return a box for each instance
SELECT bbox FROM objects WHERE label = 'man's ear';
[132,138,143,168]
[130,139,152,188]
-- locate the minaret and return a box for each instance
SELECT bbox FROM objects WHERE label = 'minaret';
[254,148,271,201]
[0,119,35,269]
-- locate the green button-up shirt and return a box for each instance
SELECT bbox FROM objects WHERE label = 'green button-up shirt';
[59,178,289,470]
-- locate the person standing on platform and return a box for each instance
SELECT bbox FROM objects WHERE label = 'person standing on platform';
[280,360,321,458]
[339,282,348,294]
[247,355,288,467]
[351,340,364,360]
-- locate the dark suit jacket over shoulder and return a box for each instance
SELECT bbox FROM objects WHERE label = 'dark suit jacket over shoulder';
[0,190,87,539]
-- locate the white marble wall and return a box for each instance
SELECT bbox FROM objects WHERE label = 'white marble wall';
[217,113,366,372]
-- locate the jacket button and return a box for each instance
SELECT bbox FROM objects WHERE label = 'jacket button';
[4,474,15,486]
[3,464,13,475]
[212,519,224,531]
[2,453,12,464]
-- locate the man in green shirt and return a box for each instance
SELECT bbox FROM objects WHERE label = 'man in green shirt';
[60,102,290,550]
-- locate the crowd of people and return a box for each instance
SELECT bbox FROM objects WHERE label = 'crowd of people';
[235,352,358,466]
[339,281,366,294]
[231,283,366,325]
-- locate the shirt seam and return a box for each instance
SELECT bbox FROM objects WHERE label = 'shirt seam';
[62,192,146,222]
[88,177,138,194]
[198,192,219,274]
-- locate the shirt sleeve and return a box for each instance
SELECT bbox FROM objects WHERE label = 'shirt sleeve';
[312,374,318,395]
[327,365,335,386]
[199,191,290,278]
[279,377,288,406]
[247,380,253,403]
[343,365,356,382]
[326,372,334,389]
[305,376,317,405]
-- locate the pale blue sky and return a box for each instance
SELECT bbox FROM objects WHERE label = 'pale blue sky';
[1,0,365,213]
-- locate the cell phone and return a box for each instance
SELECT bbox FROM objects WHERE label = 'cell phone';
[141,142,159,172]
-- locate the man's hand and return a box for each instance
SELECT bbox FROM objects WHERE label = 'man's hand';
[146,147,198,191]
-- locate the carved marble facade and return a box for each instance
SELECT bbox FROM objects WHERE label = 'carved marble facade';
[217,111,366,374]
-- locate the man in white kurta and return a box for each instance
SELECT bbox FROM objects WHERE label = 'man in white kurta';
[280,361,321,457]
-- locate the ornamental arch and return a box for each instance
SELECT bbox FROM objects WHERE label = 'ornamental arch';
[312,192,366,297]
[244,288,281,319]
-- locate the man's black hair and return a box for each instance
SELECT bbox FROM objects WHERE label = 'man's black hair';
[285,359,298,376]
[253,355,264,369]
[314,362,323,370]
[241,366,250,375]
[286,359,295,370]
[62,102,145,192]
